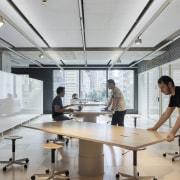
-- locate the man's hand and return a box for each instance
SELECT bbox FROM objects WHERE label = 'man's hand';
[67,108,74,112]
[147,127,157,131]
[66,104,73,107]
[101,107,108,111]
[166,132,175,142]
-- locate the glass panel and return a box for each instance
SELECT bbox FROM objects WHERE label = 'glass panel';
[161,64,170,125]
[108,70,134,109]
[170,61,180,127]
[148,68,159,120]
[21,75,43,114]
[0,71,43,117]
[80,70,106,103]
[138,72,148,116]
[53,70,79,105]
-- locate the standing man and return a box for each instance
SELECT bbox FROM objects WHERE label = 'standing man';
[106,79,126,126]
[148,76,180,142]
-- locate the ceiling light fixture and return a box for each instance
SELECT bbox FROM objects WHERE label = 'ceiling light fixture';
[41,0,48,6]
[135,36,142,45]
[0,16,5,28]
[39,53,44,59]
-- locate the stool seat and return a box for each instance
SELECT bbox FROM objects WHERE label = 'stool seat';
[4,136,22,140]
[0,135,29,171]
[47,135,70,145]
[31,143,70,180]
[43,143,63,149]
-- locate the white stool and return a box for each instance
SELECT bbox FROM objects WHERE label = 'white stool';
[0,136,29,171]
[31,143,70,180]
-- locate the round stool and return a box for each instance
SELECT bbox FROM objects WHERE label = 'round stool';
[0,136,29,171]
[31,143,70,180]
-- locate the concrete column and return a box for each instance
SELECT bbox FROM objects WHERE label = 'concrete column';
[0,52,11,72]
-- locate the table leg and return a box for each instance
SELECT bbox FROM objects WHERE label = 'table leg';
[83,114,96,122]
[116,150,157,180]
[134,117,137,127]
[79,140,104,176]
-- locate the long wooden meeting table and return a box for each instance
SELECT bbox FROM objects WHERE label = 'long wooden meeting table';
[22,120,173,179]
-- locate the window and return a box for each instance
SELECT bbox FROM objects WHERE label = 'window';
[80,70,106,103]
[53,70,79,104]
[53,69,135,110]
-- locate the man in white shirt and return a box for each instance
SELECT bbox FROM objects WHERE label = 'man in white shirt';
[106,79,126,126]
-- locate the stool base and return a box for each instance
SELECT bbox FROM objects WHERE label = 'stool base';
[0,136,29,171]
[31,169,70,180]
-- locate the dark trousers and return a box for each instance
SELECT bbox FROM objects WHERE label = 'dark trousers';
[53,114,70,139]
[111,110,126,126]
[53,114,70,121]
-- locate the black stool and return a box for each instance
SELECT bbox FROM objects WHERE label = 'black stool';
[0,136,29,171]
[31,143,70,180]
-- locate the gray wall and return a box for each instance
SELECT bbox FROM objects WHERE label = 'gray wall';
[138,38,180,73]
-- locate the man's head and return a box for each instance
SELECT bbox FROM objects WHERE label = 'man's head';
[56,86,65,97]
[107,79,115,89]
[157,76,175,95]
[72,93,78,99]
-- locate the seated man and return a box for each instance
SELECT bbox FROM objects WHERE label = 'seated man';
[52,86,73,139]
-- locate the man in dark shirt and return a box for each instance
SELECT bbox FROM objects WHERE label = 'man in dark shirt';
[52,86,73,121]
[52,86,73,140]
[148,76,180,142]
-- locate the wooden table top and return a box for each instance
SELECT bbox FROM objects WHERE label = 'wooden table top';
[72,102,105,106]
[72,106,113,115]
[22,120,173,150]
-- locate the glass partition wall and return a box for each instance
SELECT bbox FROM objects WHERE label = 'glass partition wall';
[0,71,43,117]
[53,69,135,111]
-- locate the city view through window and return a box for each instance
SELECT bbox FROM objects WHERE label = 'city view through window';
[53,69,134,109]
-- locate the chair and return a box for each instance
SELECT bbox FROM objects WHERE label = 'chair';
[163,136,180,161]
[31,143,70,180]
[0,136,29,171]
[115,148,157,180]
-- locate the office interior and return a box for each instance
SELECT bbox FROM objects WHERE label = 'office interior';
[0,0,180,179]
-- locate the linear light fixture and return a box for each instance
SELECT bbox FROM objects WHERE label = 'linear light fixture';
[0,16,5,27]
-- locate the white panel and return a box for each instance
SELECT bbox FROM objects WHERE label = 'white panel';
[123,0,178,47]
[85,0,149,47]
[12,0,82,47]
[0,0,48,47]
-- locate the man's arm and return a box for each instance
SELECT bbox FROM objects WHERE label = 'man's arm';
[111,97,119,110]
[106,97,113,109]
[148,107,175,131]
[54,105,73,113]
[167,108,180,142]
